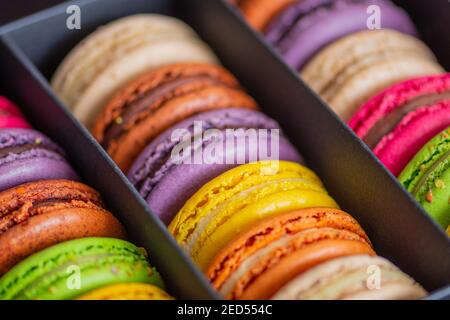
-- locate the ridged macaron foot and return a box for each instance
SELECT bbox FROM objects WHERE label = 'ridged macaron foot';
[169,161,339,270]
[0,179,126,275]
[0,128,79,191]
[265,0,417,70]
[350,74,450,175]
[0,97,31,129]
[206,208,373,300]
[272,255,426,300]
[78,283,173,300]
[127,108,302,224]
[399,127,450,229]
[92,63,258,172]
[51,14,218,127]
[232,0,295,31]
[301,30,443,120]
[0,237,163,300]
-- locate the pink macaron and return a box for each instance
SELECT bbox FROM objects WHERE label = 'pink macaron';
[349,73,450,176]
[0,96,31,129]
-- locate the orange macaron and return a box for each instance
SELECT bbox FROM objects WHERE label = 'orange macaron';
[206,208,374,300]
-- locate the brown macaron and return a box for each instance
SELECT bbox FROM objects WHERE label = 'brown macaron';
[0,180,126,275]
[92,63,258,172]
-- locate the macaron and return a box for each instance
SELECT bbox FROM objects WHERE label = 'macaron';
[0,179,126,275]
[350,74,450,176]
[0,128,79,191]
[51,14,218,127]
[0,97,31,129]
[92,63,258,172]
[169,161,339,270]
[128,108,302,225]
[398,127,450,229]
[265,0,418,70]
[206,208,374,300]
[78,283,173,300]
[302,30,443,120]
[272,255,426,300]
[232,0,295,31]
[0,237,163,300]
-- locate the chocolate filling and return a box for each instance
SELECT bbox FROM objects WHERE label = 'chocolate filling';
[102,75,226,148]
[412,150,450,198]
[0,142,62,160]
[364,91,450,149]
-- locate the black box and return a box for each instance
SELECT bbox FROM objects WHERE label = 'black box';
[0,0,448,299]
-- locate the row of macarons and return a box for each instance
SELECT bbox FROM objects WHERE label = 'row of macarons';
[0,96,171,299]
[47,14,429,299]
[233,0,450,234]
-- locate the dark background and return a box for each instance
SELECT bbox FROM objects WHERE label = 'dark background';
[0,0,65,25]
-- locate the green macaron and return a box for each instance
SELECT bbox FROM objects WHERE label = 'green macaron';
[399,127,450,230]
[0,237,164,300]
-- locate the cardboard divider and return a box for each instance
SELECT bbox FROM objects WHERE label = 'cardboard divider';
[0,0,448,298]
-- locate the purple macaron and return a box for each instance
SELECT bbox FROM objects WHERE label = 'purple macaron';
[0,128,79,191]
[265,0,417,70]
[128,108,302,225]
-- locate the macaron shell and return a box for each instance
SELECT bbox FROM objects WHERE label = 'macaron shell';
[146,135,301,225]
[0,208,126,275]
[78,283,173,300]
[327,56,443,121]
[236,0,295,31]
[265,0,417,70]
[51,14,200,108]
[0,155,79,192]
[399,128,450,228]
[349,74,450,139]
[302,30,437,97]
[207,208,371,292]
[169,161,325,248]
[272,255,426,300]
[374,101,450,176]
[240,239,374,300]
[0,237,163,300]
[72,38,218,127]
[194,189,339,270]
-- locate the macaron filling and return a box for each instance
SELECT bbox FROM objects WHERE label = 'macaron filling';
[101,75,229,148]
[364,92,450,149]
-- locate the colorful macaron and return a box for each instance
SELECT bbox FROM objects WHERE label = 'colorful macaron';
[0,128,79,191]
[169,161,339,270]
[350,74,450,176]
[206,208,374,299]
[302,30,443,120]
[263,0,418,70]
[0,97,31,129]
[272,255,426,300]
[51,14,218,127]
[231,0,295,31]
[0,179,126,275]
[78,283,173,300]
[128,108,302,224]
[0,237,163,300]
[92,63,258,172]
[398,127,450,230]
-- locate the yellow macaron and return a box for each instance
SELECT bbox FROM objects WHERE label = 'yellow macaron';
[77,283,173,300]
[169,161,339,270]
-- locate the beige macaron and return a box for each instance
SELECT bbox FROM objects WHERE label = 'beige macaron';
[301,30,444,121]
[51,14,218,127]
[272,255,427,300]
